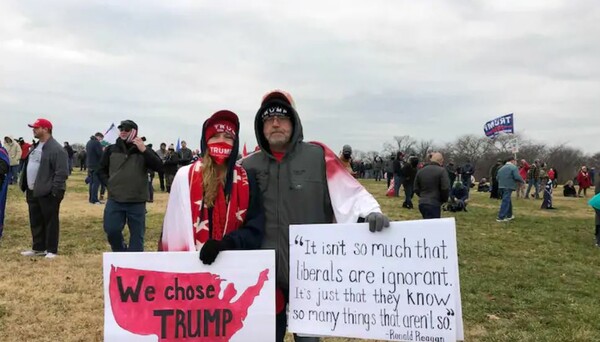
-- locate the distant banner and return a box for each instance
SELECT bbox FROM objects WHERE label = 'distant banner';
[483,113,514,139]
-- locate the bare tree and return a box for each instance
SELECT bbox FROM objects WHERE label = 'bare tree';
[449,134,492,167]
[392,135,416,155]
[414,139,435,161]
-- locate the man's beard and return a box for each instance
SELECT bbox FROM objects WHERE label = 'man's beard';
[266,133,289,149]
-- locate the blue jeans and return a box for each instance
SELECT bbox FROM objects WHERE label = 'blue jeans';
[8,165,19,184]
[103,199,146,252]
[393,175,403,196]
[419,203,441,219]
[88,169,101,203]
[525,179,539,198]
[498,189,513,219]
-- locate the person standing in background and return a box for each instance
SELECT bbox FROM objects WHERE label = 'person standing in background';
[19,118,68,258]
[3,136,21,185]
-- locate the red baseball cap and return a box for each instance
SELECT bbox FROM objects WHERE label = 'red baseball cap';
[28,118,53,130]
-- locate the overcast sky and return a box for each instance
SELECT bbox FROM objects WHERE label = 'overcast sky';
[1,0,598,154]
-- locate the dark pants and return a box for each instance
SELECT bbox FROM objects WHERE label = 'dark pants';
[393,175,403,197]
[386,172,392,188]
[103,199,146,252]
[490,180,499,199]
[26,190,62,253]
[403,183,414,208]
[148,174,154,202]
[158,171,165,191]
[88,169,101,203]
[276,290,320,342]
[419,203,441,219]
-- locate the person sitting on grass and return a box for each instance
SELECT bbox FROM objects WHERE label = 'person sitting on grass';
[446,180,469,212]
[563,180,577,197]
[477,177,490,192]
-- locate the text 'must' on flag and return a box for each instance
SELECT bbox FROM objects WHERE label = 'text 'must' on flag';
[484,113,514,139]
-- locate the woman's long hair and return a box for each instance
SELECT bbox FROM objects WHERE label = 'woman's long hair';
[201,153,227,208]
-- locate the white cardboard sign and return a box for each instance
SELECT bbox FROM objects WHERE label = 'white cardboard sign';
[288,219,464,341]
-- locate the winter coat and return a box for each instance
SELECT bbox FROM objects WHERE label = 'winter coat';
[577,171,592,189]
[4,137,22,166]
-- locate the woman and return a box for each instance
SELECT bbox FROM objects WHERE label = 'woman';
[577,166,592,198]
[517,159,529,199]
[540,170,555,209]
[563,180,577,197]
[160,110,264,264]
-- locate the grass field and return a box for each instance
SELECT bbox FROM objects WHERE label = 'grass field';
[0,170,599,342]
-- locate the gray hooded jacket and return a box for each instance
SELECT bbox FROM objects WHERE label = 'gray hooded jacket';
[242,101,334,291]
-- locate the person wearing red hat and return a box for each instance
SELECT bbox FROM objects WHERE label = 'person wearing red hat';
[160,110,265,265]
[19,118,69,259]
[242,90,389,342]
[97,120,163,252]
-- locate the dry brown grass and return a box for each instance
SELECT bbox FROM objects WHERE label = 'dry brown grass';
[1,171,598,341]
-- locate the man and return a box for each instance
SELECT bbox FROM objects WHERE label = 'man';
[461,160,474,190]
[414,152,450,219]
[3,136,22,185]
[86,133,104,204]
[155,142,167,191]
[242,90,389,342]
[392,151,404,197]
[338,144,356,176]
[401,155,419,209]
[178,140,193,166]
[0,141,9,239]
[63,141,75,174]
[446,160,457,185]
[19,118,68,258]
[163,144,180,193]
[489,159,503,199]
[384,154,394,188]
[77,148,87,171]
[525,159,540,199]
[496,157,524,222]
[98,120,163,252]
[18,138,31,173]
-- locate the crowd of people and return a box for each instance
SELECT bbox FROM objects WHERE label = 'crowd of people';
[1,90,599,340]
[1,90,393,342]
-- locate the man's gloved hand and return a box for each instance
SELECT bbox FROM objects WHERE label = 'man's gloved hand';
[366,212,390,232]
[199,239,225,265]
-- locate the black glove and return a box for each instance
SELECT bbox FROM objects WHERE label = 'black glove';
[199,239,225,265]
[365,212,390,232]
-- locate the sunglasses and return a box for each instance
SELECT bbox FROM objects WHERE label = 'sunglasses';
[119,127,132,132]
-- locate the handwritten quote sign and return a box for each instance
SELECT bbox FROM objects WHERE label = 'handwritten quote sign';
[288,218,463,341]
[103,251,275,342]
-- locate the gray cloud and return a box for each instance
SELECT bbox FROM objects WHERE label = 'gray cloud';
[1,0,598,154]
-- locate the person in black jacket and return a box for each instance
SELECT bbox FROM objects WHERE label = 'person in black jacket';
[97,120,163,252]
[86,133,104,204]
[414,152,450,219]
[401,156,418,209]
[392,151,404,197]
[19,118,69,258]
[163,144,180,193]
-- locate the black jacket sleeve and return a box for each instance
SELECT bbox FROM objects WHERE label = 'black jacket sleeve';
[440,170,450,203]
[97,145,112,187]
[0,158,7,184]
[143,148,164,173]
[221,170,265,250]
